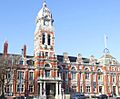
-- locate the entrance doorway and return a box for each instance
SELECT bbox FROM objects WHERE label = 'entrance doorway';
[46,83,55,99]
[113,86,116,95]
[99,86,102,93]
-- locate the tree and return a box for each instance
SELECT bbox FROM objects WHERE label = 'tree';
[0,54,20,98]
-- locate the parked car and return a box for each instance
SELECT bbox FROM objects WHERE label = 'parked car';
[70,92,86,99]
[98,94,108,99]
[13,96,25,99]
[116,96,120,99]
[0,95,7,99]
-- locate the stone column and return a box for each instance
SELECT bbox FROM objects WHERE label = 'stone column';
[59,82,62,99]
[44,70,45,78]
[55,82,58,99]
[43,82,46,96]
[40,82,42,98]
[102,85,105,94]
[42,82,46,99]
[11,84,13,95]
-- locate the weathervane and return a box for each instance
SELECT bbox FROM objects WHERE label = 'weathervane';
[103,34,109,54]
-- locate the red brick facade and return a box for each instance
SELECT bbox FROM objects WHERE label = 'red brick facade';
[0,2,120,99]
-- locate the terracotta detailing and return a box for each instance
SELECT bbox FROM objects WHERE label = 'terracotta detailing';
[77,73,80,92]
[104,74,108,94]
[34,69,38,95]
[90,73,93,93]
[82,73,85,93]
[110,74,112,93]
[96,74,98,93]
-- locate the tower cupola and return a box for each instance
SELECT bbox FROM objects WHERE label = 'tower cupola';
[35,2,54,32]
[37,2,52,19]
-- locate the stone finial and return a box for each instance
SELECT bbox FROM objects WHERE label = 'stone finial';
[63,52,68,58]
[63,52,70,63]
[89,55,95,65]
[76,53,83,64]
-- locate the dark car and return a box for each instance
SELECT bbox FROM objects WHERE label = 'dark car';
[98,94,108,99]
[13,96,25,99]
[70,92,86,99]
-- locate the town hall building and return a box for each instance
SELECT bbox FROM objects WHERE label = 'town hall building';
[0,1,120,99]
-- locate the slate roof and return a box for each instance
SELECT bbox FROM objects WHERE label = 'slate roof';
[57,55,89,63]
[0,53,90,63]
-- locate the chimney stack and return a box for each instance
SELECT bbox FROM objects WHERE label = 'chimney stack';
[3,41,8,57]
[23,45,26,58]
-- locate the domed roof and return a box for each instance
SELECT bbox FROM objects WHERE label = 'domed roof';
[37,2,52,19]
[98,53,120,65]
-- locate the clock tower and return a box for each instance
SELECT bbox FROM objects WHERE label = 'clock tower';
[34,2,62,99]
[34,2,55,63]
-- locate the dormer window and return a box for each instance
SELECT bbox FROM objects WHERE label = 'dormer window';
[19,60,23,65]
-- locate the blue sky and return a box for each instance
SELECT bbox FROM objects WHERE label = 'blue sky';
[0,0,120,60]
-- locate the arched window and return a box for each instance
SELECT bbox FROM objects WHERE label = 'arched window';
[45,64,50,67]
[71,67,76,80]
[85,68,89,80]
[48,34,51,45]
[19,60,23,65]
[112,74,116,82]
[97,69,102,80]
[45,64,50,77]
[42,33,45,44]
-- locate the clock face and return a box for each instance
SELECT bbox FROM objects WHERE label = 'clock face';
[45,21,49,26]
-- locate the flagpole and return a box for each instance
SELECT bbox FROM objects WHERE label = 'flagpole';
[104,34,107,49]
[104,34,110,54]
